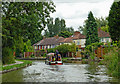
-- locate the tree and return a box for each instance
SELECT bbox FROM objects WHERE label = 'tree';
[47,17,55,37]
[85,11,99,46]
[47,17,68,37]
[2,2,56,64]
[60,19,66,31]
[56,44,76,57]
[95,17,108,28]
[66,27,74,34]
[54,18,61,35]
[58,31,72,38]
[108,1,120,41]
[44,29,50,38]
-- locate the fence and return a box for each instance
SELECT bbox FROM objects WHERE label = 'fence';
[24,51,45,58]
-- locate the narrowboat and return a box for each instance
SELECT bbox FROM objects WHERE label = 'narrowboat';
[45,53,63,65]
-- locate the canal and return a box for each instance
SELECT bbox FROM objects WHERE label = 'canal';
[2,61,118,82]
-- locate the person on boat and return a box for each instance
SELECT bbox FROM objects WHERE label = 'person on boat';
[55,50,59,61]
[58,55,61,61]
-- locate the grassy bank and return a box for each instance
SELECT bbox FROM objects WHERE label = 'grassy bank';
[1,60,32,71]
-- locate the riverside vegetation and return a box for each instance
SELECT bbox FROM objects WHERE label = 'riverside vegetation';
[84,41,119,78]
[1,60,32,72]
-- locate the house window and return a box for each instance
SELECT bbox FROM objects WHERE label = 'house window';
[77,41,80,45]
[101,38,104,42]
[42,46,44,49]
[35,46,38,49]
[52,45,55,48]
[106,38,109,42]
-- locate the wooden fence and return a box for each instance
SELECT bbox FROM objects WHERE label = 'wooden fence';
[24,51,45,58]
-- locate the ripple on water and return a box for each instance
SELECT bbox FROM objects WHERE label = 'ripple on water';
[2,61,117,82]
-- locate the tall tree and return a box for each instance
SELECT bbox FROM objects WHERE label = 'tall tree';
[66,27,74,34]
[95,17,108,28]
[108,1,120,41]
[60,19,66,31]
[2,2,56,64]
[54,17,61,35]
[47,17,54,37]
[58,31,72,38]
[85,11,99,46]
[47,17,69,37]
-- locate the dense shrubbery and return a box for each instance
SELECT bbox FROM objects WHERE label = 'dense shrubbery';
[47,43,76,57]
[47,48,55,53]
[2,47,15,64]
[85,41,119,78]
[85,42,103,59]
[100,41,119,78]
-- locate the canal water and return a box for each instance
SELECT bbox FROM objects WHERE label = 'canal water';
[2,61,118,82]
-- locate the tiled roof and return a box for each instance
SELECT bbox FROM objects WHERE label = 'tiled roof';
[72,31,86,40]
[98,28,110,38]
[59,37,73,43]
[34,29,111,46]
[34,36,64,46]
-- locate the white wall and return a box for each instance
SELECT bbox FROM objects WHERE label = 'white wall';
[73,39,86,48]
[100,38,111,43]
[81,39,86,47]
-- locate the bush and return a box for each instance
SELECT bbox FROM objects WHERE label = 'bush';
[16,48,20,57]
[47,48,55,53]
[30,54,35,58]
[2,47,15,64]
[102,45,118,78]
[43,53,47,57]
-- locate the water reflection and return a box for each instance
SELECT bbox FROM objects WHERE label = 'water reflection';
[2,61,117,82]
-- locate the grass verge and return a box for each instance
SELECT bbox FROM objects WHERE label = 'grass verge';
[1,59,32,71]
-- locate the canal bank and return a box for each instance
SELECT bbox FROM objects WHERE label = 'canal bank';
[2,60,119,82]
[1,60,32,74]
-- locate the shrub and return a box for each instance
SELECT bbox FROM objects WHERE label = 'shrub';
[43,53,47,57]
[103,47,118,78]
[47,48,55,53]
[2,47,15,64]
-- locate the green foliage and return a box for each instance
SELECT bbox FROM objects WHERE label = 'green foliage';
[102,47,118,78]
[47,48,55,53]
[43,53,47,57]
[55,44,76,57]
[23,40,34,52]
[47,44,76,57]
[85,42,103,59]
[85,11,99,46]
[95,17,108,28]
[16,48,20,57]
[108,1,120,41]
[2,2,56,64]
[78,26,86,35]
[46,17,74,37]
[2,60,32,71]
[2,47,15,64]
[56,44,69,54]
[66,27,74,34]
[68,43,76,53]
[58,31,72,38]
[101,25,109,32]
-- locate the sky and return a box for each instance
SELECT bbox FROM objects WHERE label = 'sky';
[50,0,114,31]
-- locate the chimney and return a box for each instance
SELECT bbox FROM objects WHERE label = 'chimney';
[74,31,80,35]
[43,36,46,39]
[54,35,59,39]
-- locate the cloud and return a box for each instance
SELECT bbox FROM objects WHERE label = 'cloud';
[50,0,114,30]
